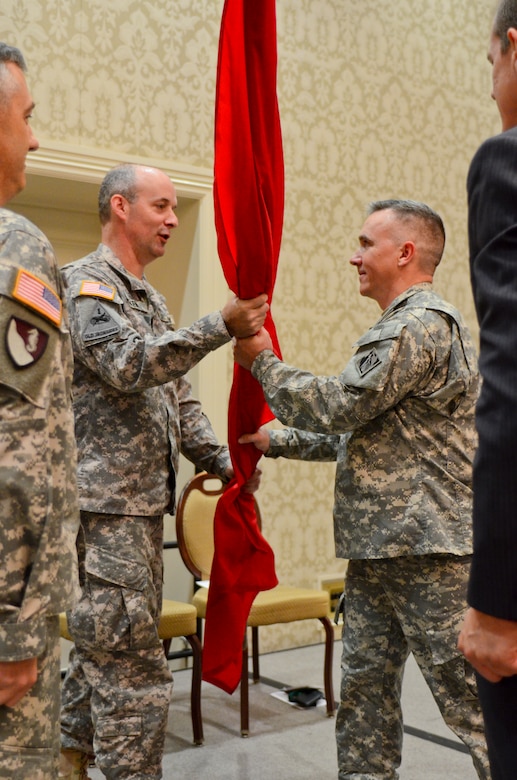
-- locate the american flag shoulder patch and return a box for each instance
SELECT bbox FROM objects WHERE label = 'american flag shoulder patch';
[12,269,62,327]
[79,280,116,300]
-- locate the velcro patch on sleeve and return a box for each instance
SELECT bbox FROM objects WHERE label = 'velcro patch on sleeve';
[358,348,382,376]
[12,269,62,327]
[6,316,48,368]
[82,300,121,343]
[79,280,116,300]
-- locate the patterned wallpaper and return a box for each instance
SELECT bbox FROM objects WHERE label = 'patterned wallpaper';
[1,0,501,653]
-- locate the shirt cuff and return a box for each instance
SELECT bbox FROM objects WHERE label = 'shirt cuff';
[0,615,47,662]
[251,349,280,380]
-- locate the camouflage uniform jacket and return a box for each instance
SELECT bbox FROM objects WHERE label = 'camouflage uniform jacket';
[255,284,479,559]
[61,243,231,516]
[0,209,80,662]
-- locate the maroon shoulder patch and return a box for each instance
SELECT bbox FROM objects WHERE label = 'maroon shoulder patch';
[6,316,49,368]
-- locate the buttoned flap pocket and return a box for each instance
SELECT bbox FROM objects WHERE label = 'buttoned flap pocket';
[96,715,142,739]
[0,413,50,540]
[82,546,158,651]
[341,321,405,390]
[85,545,148,591]
[426,621,479,701]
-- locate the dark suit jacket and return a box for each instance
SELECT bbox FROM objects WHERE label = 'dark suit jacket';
[468,126,517,620]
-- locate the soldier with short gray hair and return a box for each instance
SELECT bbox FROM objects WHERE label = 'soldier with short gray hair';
[58,162,268,779]
[0,43,80,779]
[235,200,491,778]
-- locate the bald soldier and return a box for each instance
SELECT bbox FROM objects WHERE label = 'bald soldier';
[59,163,267,779]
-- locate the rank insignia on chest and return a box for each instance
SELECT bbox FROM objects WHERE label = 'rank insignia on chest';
[6,316,48,368]
[358,348,382,376]
[82,301,121,343]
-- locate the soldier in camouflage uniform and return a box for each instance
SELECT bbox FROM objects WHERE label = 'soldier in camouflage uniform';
[235,200,491,779]
[59,163,267,780]
[0,44,80,780]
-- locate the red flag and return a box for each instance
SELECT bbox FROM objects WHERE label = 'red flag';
[202,0,284,693]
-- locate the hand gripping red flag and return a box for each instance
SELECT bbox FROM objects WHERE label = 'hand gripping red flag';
[202,0,284,693]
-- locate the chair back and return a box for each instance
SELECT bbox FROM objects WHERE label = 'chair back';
[175,472,262,581]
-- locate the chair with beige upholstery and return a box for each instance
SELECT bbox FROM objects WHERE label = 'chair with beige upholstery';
[175,471,335,737]
[59,599,203,745]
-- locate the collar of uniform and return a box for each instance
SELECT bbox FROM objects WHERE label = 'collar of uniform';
[97,243,148,293]
[382,282,435,319]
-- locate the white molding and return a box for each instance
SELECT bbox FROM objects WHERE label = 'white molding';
[25,139,214,199]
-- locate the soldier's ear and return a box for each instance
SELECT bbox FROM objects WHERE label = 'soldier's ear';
[398,241,416,267]
[110,194,129,221]
[508,27,517,59]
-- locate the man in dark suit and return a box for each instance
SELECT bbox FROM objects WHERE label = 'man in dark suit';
[458,1,517,777]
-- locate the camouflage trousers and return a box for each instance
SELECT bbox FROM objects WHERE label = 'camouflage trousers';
[336,555,490,780]
[60,513,173,780]
[0,615,60,779]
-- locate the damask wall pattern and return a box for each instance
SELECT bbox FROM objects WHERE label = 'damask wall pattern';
[0,0,501,652]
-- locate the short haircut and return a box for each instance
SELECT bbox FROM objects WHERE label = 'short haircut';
[367,199,446,270]
[98,164,139,225]
[0,42,26,71]
[493,0,517,53]
[0,42,26,105]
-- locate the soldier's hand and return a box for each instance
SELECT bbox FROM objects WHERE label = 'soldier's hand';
[238,427,271,454]
[233,328,274,370]
[0,657,38,707]
[223,466,262,493]
[222,294,269,338]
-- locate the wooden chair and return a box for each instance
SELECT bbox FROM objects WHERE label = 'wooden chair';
[59,599,204,745]
[175,471,335,737]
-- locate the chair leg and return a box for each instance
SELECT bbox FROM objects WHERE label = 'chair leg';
[251,626,259,683]
[185,634,204,745]
[240,632,249,737]
[319,616,335,716]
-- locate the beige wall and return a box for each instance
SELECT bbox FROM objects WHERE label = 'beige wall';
[1,0,501,652]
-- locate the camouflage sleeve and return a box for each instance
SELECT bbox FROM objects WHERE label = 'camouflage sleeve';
[177,376,231,478]
[0,227,75,660]
[63,271,231,391]
[251,317,436,433]
[267,427,340,461]
[0,376,50,660]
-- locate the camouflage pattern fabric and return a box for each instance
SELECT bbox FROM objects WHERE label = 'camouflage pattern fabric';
[255,284,489,777]
[0,616,61,779]
[60,244,233,777]
[0,209,80,777]
[260,284,479,559]
[336,557,490,779]
[61,243,232,516]
[61,513,173,780]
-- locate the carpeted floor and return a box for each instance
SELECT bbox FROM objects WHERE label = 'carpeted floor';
[87,641,481,779]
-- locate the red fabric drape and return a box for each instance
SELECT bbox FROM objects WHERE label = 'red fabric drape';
[202,0,284,694]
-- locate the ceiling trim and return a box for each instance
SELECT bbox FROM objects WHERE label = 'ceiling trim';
[26,139,214,199]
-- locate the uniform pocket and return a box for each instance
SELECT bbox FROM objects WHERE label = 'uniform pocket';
[0,414,50,554]
[96,715,142,739]
[426,620,478,701]
[78,546,158,651]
